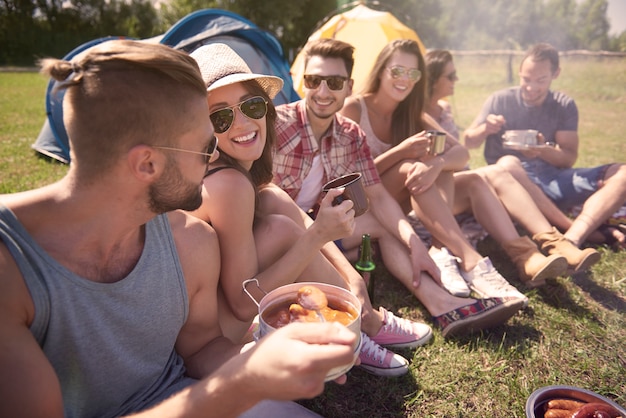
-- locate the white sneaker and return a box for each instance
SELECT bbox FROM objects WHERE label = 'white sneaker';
[429,247,471,297]
[357,333,409,377]
[461,257,529,307]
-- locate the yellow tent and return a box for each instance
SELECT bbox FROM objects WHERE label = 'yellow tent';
[291,4,426,97]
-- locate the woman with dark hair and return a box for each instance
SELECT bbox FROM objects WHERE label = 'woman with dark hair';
[340,40,566,301]
[424,49,459,138]
[188,43,434,378]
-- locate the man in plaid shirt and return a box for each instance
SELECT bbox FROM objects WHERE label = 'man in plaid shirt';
[269,38,525,342]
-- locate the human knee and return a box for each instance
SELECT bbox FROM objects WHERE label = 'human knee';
[479,164,515,189]
[256,214,303,245]
[496,155,522,172]
[457,171,488,193]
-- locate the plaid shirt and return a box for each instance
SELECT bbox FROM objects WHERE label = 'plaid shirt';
[272,100,380,202]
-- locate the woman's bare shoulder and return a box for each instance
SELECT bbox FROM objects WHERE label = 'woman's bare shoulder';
[339,95,362,123]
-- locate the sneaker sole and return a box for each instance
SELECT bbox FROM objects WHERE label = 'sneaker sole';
[378,327,433,349]
[443,285,471,298]
[469,284,529,309]
[357,362,409,377]
[441,298,525,338]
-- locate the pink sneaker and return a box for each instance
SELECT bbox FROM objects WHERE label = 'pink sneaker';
[358,333,409,377]
[371,307,433,349]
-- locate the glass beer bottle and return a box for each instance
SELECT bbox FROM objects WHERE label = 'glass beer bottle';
[355,233,376,303]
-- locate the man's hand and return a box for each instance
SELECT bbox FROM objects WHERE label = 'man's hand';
[243,322,358,399]
[485,114,506,135]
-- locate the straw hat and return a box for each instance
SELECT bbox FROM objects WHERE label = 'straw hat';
[190,43,284,99]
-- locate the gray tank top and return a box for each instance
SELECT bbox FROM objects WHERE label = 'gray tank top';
[0,205,193,418]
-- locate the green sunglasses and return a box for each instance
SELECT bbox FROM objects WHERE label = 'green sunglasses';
[210,96,268,134]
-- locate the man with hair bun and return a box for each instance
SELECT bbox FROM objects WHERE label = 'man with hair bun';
[0,39,356,418]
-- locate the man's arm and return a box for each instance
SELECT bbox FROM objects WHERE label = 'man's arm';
[463,114,506,149]
[521,130,578,168]
[0,246,65,418]
[129,322,357,418]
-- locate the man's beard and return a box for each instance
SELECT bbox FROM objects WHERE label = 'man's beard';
[148,157,203,214]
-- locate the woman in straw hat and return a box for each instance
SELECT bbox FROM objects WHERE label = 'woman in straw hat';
[188,43,434,378]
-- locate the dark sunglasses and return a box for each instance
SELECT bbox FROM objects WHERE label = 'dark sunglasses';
[210,96,268,134]
[154,136,218,165]
[388,66,421,82]
[303,74,348,91]
[445,71,457,82]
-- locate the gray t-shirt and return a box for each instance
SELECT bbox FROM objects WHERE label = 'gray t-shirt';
[0,205,194,418]
[472,86,578,164]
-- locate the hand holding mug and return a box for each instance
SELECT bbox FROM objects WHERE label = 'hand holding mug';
[315,188,356,242]
[401,130,430,158]
[322,173,369,217]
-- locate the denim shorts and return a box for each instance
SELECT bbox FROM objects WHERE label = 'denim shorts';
[521,159,612,211]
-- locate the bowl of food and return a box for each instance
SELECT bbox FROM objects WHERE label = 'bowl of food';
[526,385,626,418]
[243,280,362,381]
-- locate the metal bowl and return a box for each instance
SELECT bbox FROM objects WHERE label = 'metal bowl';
[502,129,540,150]
[526,385,626,417]
[245,281,362,382]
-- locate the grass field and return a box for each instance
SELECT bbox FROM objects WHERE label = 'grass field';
[1,54,625,417]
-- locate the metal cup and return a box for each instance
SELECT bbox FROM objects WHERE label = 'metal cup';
[322,172,369,216]
[426,130,446,156]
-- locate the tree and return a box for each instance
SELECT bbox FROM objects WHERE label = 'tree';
[159,0,336,58]
[575,0,610,50]
[1,0,622,66]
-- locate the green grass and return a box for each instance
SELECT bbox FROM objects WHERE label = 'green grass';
[0,72,67,191]
[1,55,625,417]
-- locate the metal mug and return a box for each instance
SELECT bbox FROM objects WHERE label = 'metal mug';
[322,172,369,216]
[426,130,446,155]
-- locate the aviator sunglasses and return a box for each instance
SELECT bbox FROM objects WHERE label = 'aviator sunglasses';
[209,96,268,134]
[388,65,422,82]
[303,74,348,91]
[154,136,218,165]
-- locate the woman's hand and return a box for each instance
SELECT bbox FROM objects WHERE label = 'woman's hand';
[404,160,442,195]
[398,130,431,159]
[312,188,356,242]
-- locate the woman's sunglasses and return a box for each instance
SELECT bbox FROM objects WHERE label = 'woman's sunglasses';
[388,66,422,82]
[210,96,268,134]
[303,74,348,91]
[154,136,218,165]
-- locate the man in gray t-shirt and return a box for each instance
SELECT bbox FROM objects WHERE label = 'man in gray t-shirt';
[464,43,625,250]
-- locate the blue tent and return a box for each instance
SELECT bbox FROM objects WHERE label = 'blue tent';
[32,9,299,164]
